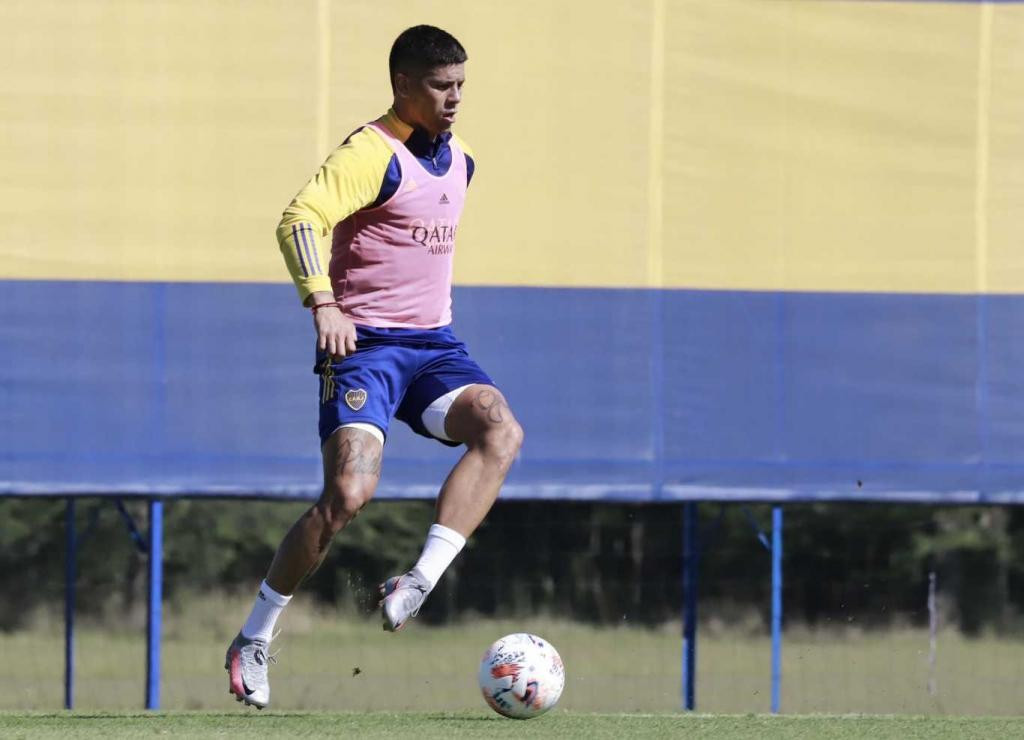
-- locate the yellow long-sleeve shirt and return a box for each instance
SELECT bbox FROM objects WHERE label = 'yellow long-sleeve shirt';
[276,109,475,302]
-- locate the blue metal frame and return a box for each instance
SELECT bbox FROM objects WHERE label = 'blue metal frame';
[681,502,698,711]
[728,505,786,714]
[680,503,786,713]
[146,499,163,710]
[64,498,76,710]
[771,506,783,714]
[62,497,163,711]
[61,495,780,714]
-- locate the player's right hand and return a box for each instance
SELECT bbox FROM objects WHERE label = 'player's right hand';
[312,301,357,358]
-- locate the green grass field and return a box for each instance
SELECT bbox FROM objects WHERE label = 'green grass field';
[3,711,1024,739]
[2,596,1024,718]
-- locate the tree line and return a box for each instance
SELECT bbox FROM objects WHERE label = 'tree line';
[1,498,1021,634]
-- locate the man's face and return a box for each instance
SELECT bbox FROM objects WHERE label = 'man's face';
[395,63,465,138]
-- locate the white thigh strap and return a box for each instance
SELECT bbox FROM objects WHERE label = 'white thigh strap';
[421,384,475,442]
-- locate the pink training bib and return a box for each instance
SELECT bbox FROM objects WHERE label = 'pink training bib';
[329,123,468,328]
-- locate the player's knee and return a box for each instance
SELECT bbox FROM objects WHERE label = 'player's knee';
[319,478,375,531]
[478,418,523,470]
[320,494,368,531]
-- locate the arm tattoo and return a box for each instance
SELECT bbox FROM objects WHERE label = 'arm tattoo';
[473,389,507,425]
[334,437,382,477]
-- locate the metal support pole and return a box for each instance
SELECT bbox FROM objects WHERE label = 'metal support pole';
[770,506,783,714]
[64,497,76,710]
[146,499,163,710]
[682,501,698,711]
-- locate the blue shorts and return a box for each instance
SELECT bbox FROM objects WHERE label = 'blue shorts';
[315,325,493,446]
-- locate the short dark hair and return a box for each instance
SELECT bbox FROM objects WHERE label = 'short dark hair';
[389,25,467,91]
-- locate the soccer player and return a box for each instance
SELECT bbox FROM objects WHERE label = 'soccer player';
[224,25,523,709]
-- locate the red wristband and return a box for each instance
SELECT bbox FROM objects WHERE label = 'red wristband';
[310,301,341,314]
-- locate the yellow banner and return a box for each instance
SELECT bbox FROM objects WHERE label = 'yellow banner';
[1,1,1021,293]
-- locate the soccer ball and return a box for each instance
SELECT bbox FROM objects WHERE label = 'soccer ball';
[478,633,564,719]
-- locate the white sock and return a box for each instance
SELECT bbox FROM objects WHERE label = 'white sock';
[241,580,292,642]
[412,524,467,590]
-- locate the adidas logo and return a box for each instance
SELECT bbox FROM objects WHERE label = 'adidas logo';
[439,193,449,205]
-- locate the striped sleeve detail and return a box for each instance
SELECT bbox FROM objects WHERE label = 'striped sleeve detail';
[276,120,394,302]
[279,222,332,300]
[292,223,323,277]
[291,224,310,276]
